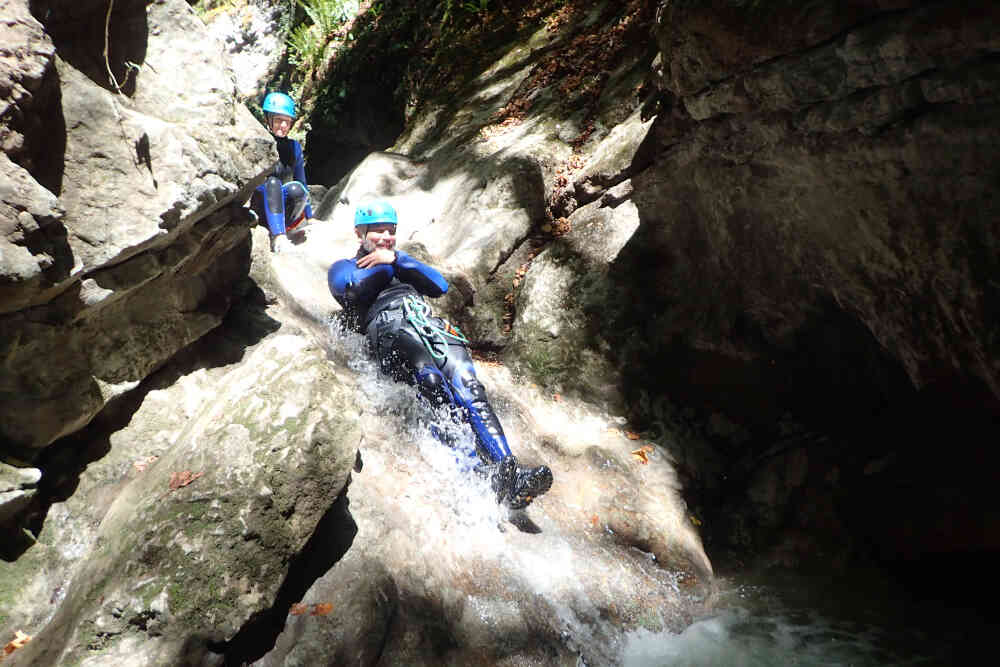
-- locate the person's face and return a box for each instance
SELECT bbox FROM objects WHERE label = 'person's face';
[358,223,397,252]
[268,113,293,137]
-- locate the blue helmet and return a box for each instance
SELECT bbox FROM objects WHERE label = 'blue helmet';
[355,200,398,227]
[262,92,296,119]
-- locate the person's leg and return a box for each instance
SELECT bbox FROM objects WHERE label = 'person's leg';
[434,335,512,463]
[366,309,552,507]
[249,187,266,225]
[431,322,552,508]
[282,181,310,230]
[366,308,456,412]
[257,176,287,236]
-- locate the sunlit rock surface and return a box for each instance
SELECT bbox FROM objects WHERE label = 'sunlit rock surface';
[198,0,290,100]
[0,0,275,454]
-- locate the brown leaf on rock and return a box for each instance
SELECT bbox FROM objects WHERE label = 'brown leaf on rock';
[625,430,641,440]
[311,602,333,616]
[3,630,31,656]
[168,470,204,490]
[631,445,654,465]
[290,603,309,616]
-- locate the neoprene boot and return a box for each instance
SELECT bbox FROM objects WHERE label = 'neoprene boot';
[479,455,553,509]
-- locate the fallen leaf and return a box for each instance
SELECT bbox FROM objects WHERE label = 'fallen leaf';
[169,470,204,490]
[289,603,309,616]
[625,430,641,440]
[3,630,31,656]
[590,514,599,527]
[311,602,333,616]
[690,515,703,527]
[553,393,562,402]
[631,448,650,464]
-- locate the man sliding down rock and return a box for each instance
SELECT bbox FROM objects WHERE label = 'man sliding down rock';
[328,200,553,509]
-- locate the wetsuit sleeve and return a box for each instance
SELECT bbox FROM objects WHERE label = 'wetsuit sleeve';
[393,251,448,297]
[327,258,393,308]
[293,141,313,219]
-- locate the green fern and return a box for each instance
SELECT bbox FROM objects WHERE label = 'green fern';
[299,0,350,35]
[462,0,489,13]
[287,22,321,68]
[287,0,358,69]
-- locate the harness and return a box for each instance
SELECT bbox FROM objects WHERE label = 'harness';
[401,295,468,361]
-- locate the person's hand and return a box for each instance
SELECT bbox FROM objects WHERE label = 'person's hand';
[356,248,396,269]
[273,235,293,254]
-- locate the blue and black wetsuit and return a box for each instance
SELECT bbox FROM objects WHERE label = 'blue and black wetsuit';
[251,136,313,236]
[328,248,514,465]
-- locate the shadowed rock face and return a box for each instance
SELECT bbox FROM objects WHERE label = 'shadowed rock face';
[647,0,1000,399]
[628,0,1000,569]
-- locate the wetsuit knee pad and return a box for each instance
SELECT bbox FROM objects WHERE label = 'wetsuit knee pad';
[414,365,454,407]
[259,176,286,235]
[283,181,309,225]
[264,176,284,211]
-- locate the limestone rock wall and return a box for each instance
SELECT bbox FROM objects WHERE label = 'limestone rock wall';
[0,0,275,457]
[638,0,1000,399]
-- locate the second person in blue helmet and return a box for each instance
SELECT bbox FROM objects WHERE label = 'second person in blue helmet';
[328,200,554,510]
[250,92,313,253]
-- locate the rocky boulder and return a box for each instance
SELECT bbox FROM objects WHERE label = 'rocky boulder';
[0,0,275,457]
[3,328,361,666]
[197,0,291,100]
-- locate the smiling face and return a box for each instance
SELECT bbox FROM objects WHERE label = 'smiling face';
[267,113,293,137]
[357,223,397,252]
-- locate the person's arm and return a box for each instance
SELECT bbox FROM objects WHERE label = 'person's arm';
[327,257,393,308]
[293,141,314,219]
[393,251,448,297]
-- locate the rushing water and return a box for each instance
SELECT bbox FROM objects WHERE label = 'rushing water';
[622,566,991,666]
[326,322,989,666]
